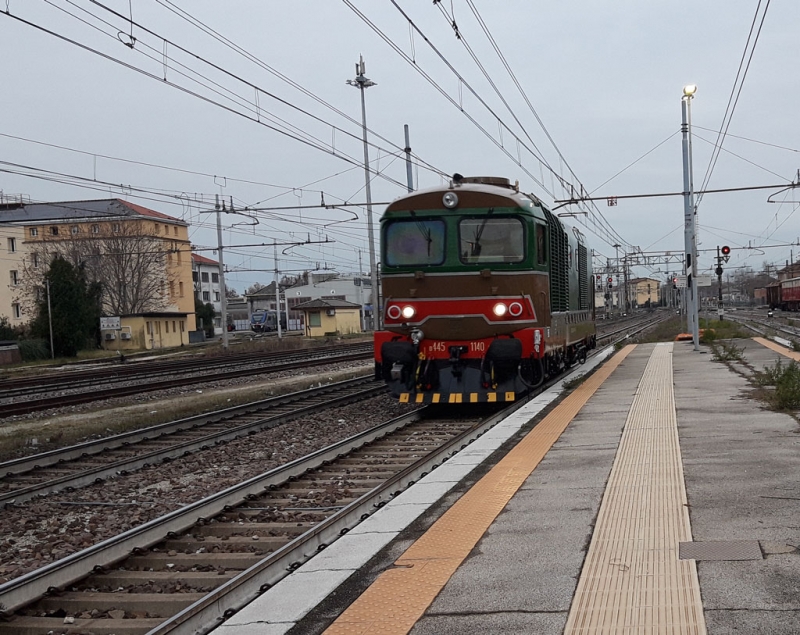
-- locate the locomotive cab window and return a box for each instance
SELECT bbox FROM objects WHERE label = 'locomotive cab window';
[459,217,524,264]
[385,219,446,267]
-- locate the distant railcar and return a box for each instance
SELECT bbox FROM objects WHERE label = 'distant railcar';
[778,277,800,311]
[250,310,287,332]
[373,175,596,404]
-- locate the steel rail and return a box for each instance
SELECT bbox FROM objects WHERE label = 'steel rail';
[0,378,381,506]
[0,349,373,418]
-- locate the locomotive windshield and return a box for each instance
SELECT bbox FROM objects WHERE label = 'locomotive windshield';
[385,219,446,266]
[459,217,524,263]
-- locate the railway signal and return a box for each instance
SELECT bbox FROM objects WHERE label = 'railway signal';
[607,277,613,289]
[716,246,729,320]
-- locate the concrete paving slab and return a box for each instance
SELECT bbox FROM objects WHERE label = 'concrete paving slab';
[674,340,800,633]
[223,567,355,629]
[297,531,397,572]
[412,611,568,635]
[409,345,654,633]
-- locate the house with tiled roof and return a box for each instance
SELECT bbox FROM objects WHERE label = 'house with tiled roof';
[0,199,196,347]
[192,253,223,331]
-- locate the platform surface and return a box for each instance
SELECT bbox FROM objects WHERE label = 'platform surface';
[217,338,800,635]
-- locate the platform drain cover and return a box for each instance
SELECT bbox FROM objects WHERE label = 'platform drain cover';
[679,540,762,561]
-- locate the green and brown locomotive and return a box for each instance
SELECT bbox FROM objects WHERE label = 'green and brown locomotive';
[373,175,596,403]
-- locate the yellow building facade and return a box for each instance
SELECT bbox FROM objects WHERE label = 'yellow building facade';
[0,199,196,344]
[294,299,363,337]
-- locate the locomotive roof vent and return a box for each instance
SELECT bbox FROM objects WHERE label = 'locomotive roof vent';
[452,175,515,190]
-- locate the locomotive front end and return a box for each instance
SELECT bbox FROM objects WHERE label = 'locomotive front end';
[374,176,551,403]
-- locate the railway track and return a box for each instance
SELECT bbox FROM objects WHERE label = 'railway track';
[0,377,381,507]
[0,403,513,635]
[0,343,372,418]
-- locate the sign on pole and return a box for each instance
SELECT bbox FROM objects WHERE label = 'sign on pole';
[696,275,713,287]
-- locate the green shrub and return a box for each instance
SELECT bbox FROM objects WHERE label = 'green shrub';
[772,361,800,410]
[17,339,50,361]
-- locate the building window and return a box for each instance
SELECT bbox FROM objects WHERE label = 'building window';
[12,303,21,319]
[71,226,79,235]
[214,292,220,302]
[309,311,321,327]
[172,320,176,333]
[32,252,39,268]
[179,281,184,297]
[212,272,219,283]
[91,224,99,234]
[180,320,185,333]
[192,271,198,282]
[173,226,178,236]
[155,223,160,234]
[202,291,210,301]
[169,281,175,297]
[7,237,16,253]
[201,272,209,283]
[112,223,120,233]
[10,270,18,286]
[30,227,38,237]
[50,226,59,235]
[146,321,152,335]
[176,250,181,263]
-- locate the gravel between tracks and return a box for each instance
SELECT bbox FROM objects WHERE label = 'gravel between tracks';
[0,389,415,584]
[0,362,413,583]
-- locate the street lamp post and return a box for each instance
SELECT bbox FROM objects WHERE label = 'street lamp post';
[681,84,700,351]
[347,55,380,330]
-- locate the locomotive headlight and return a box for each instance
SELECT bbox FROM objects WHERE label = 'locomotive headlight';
[492,302,508,317]
[387,305,402,320]
[509,302,523,317]
[401,305,416,319]
[442,192,459,209]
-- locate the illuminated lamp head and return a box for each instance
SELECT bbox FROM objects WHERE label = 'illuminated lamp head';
[401,305,416,319]
[492,302,508,317]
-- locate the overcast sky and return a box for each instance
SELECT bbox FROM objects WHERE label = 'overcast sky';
[2,1,798,291]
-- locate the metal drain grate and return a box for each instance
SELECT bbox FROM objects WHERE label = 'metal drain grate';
[679,540,763,561]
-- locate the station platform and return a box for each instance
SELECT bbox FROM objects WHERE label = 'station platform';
[216,338,800,635]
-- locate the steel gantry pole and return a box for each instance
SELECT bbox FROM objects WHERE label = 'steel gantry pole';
[347,56,380,330]
[681,85,700,351]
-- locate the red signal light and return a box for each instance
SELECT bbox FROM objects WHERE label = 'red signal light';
[721,245,731,255]
[607,277,613,283]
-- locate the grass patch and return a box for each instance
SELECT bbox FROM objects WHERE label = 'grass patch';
[710,341,745,362]
[752,359,800,410]
[699,318,749,340]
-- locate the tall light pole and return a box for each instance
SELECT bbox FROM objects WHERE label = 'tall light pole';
[681,84,700,351]
[347,55,380,330]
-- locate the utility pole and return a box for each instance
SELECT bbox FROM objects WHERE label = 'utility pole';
[215,195,229,350]
[46,278,54,359]
[613,244,620,316]
[273,241,282,339]
[347,55,380,330]
[681,84,700,350]
[404,124,414,192]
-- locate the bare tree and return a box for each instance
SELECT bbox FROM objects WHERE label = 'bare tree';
[20,220,179,316]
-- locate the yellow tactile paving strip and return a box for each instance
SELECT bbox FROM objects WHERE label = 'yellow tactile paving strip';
[753,336,800,360]
[564,343,707,635]
[323,345,636,635]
